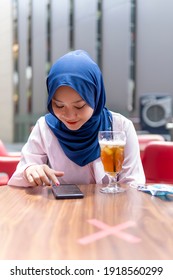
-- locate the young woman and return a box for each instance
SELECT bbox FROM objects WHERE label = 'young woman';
[8,50,145,187]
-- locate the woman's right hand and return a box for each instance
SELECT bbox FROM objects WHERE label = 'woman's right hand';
[24,164,64,187]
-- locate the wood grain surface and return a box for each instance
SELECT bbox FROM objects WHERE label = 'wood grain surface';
[0,184,173,260]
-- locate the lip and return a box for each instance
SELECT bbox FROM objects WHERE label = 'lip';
[66,121,79,125]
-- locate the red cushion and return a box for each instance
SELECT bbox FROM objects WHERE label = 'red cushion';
[142,141,173,184]
[0,156,20,178]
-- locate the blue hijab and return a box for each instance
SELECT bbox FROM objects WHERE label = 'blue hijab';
[45,50,112,166]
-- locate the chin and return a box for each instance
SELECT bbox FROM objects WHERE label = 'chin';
[65,124,82,131]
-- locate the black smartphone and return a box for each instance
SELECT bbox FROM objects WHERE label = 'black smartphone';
[52,184,84,199]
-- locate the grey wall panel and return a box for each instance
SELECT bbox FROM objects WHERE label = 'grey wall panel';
[18,0,28,113]
[136,0,173,114]
[51,0,70,63]
[102,0,131,115]
[73,0,97,61]
[31,0,47,113]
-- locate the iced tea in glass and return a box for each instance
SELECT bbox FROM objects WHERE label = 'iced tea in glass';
[98,131,126,193]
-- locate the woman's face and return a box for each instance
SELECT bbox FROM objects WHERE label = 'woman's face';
[52,86,94,130]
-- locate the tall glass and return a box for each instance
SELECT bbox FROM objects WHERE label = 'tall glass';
[98,131,126,193]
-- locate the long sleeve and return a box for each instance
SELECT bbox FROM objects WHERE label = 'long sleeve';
[8,118,48,187]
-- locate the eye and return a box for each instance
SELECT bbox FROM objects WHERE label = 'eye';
[55,105,64,109]
[52,101,64,108]
[75,104,86,110]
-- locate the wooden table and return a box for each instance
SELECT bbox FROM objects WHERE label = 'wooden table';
[0,184,173,260]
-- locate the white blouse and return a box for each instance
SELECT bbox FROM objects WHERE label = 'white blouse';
[8,112,145,187]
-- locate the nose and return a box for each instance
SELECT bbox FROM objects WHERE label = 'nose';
[63,108,77,119]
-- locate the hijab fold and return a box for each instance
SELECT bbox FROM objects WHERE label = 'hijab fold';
[45,50,112,166]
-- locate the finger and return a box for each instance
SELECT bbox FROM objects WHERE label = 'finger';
[26,173,38,187]
[36,168,51,186]
[25,167,40,186]
[43,166,64,185]
[50,174,61,186]
[54,171,64,177]
[47,171,61,186]
[31,170,44,186]
[52,171,65,185]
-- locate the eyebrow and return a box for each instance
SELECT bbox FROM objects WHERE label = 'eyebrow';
[52,98,85,104]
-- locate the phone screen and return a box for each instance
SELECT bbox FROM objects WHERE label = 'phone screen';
[52,184,84,199]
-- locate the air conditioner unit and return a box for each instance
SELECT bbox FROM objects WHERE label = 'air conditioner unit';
[140,94,172,134]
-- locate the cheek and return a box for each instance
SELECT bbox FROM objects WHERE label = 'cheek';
[54,111,60,118]
[83,108,94,120]
[52,106,61,118]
